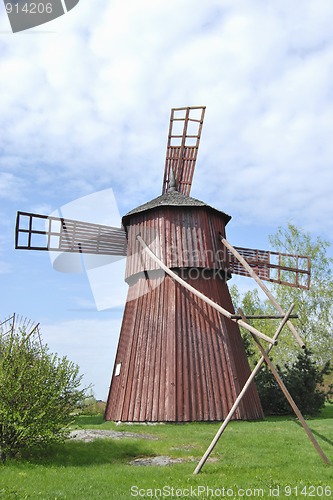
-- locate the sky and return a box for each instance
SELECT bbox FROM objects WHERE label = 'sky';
[1,0,333,400]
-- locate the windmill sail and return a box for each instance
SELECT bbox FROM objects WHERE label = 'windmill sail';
[228,246,311,290]
[162,106,206,196]
[15,211,127,256]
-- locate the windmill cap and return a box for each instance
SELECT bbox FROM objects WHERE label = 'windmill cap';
[122,190,231,225]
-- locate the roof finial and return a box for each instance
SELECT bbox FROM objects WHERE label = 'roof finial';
[168,168,178,192]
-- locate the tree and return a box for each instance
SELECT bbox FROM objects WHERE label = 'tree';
[0,328,86,462]
[255,350,330,416]
[231,223,333,366]
[268,224,333,365]
[230,224,333,414]
[254,362,287,415]
[282,350,331,416]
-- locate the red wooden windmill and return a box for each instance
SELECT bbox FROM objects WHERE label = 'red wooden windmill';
[15,106,311,423]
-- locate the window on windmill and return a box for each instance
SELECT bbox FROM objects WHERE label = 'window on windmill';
[270,253,279,281]
[170,136,182,147]
[30,232,47,249]
[50,218,61,234]
[187,119,200,137]
[31,217,47,232]
[185,136,198,147]
[189,107,204,121]
[298,256,309,271]
[17,231,29,248]
[49,235,60,250]
[172,119,185,137]
[19,215,30,230]
[299,271,310,289]
[115,363,122,377]
[173,109,186,120]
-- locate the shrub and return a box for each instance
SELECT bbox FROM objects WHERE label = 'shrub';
[81,392,106,416]
[254,363,288,416]
[255,350,330,417]
[0,328,86,461]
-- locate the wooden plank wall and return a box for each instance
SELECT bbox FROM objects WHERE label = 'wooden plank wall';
[125,207,229,280]
[105,272,263,422]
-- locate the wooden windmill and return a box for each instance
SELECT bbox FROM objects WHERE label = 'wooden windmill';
[15,106,311,423]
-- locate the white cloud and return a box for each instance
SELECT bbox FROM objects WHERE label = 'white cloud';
[1,0,332,223]
[1,0,332,227]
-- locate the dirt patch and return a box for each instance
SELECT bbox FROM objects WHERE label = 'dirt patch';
[69,430,218,467]
[129,455,219,466]
[69,429,158,442]
[129,456,185,466]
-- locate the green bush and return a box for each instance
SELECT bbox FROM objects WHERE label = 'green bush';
[254,363,287,416]
[0,329,86,461]
[81,392,106,416]
[255,350,331,417]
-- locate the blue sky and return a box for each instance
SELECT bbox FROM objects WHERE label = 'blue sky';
[1,0,333,399]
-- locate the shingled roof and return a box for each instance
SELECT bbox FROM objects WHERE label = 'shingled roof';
[123,190,231,224]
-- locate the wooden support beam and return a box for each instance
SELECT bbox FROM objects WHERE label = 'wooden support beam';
[220,236,306,349]
[193,303,295,475]
[137,235,276,346]
[239,309,330,466]
[231,314,298,320]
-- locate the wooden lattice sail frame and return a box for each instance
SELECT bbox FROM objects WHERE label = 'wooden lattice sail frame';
[15,211,127,256]
[162,106,206,196]
[15,212,310,291]
[228,246,310,290]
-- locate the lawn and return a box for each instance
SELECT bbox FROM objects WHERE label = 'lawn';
[1,406,332,499]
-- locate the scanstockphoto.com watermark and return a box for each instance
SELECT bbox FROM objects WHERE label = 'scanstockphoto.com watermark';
[130,484,332,498]
[3,0,80,33]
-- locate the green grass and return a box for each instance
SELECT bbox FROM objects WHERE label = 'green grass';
[1,407,333,499]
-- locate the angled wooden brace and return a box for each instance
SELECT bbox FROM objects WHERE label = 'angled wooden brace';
[238,309,329,466]
[136,235,276,346]
[220,236,306,349]
[193,303,295,474]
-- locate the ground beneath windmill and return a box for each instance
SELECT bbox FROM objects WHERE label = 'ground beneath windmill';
[68,429,217,466]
